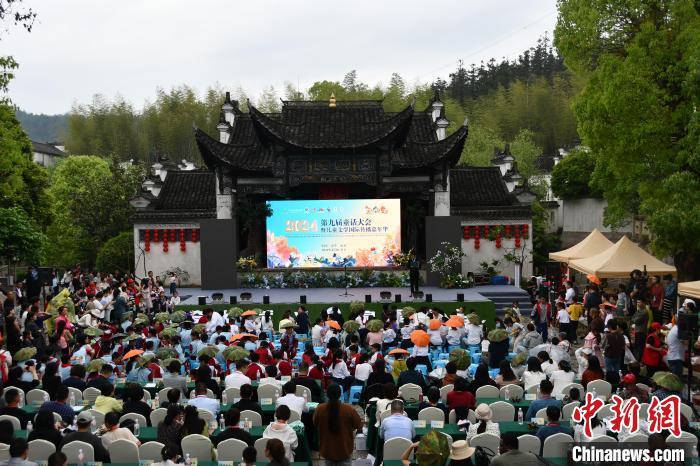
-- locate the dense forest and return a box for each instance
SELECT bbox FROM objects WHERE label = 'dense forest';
[16,109,67,142]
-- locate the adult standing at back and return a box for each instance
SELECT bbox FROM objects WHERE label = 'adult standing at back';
[313,383,362,466]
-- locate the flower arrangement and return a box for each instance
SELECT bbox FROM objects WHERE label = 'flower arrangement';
[236,256,258,272]
[392,249,414,268]
[240,270,411,289]
[428,242,470,288]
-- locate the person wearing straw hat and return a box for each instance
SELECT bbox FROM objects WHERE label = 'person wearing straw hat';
[490,432,539,466]
[447,440,476,466]
[467,404,500,441]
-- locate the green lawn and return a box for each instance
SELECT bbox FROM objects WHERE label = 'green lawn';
[174,300,496,329]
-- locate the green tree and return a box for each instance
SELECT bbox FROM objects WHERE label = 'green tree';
[555,0,700,278]
[550,149,601,199]
[0,207,45,265]
[96,231,133,273]
[510,129,543,180]
[257,86,280,112]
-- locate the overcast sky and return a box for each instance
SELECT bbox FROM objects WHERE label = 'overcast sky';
[4,0,557,115]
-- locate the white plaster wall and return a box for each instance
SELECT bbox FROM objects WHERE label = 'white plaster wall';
[562,198,633,234]
[460,220,534,281]
[133,223,202,285]
[32,152,56,167]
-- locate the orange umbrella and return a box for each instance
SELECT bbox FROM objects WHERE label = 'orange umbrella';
[587,274,601,285]
[388,348,410,356]
[230,333,259,342]
[241,310,258,317]
[445,316,464,328]
[124,349,144,360]
[428,319,442,330]
[410,329,430,346]
[326,320,341,330]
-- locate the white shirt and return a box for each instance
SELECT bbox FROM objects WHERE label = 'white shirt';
[354,362,373,381]
[187,395,220,416]
[446,328,462,346]
[465,324,483,345]
[412,345,429,357]
[521,370,546,390]
[549,369,575,396]
[557,309,570,324]
[541,361,555,376]
[428,329,443,346]
[383,329,396,343]
[666,325,683,361]
[311,325,324,343]
[565,287,576,305]
[276,393,307,415]
[574,423,606,442]
[225,371,252,389]
[101,426,140,449]
[330,360,350,378]
[206,311,226,334]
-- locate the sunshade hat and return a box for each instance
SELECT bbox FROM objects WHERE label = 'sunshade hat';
[449,440,475,460]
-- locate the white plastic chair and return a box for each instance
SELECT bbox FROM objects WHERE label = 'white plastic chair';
[27,440,56,461]
[0,444,8,462]
[440,384,453,402]
[288,410,301,423]
[62,441,95,463]
[525,384,539,395]
[586,380,612,400]
[25,389,49,405]
[67,387,83,403]
[398,383,422,403]
[469,433,500,456]
[88,409,104,427]
[667,431,698,458]
[384,437,413,460]
[535,408,548,420]
[636,383,651,393]
[181,434,213,459]
[499,384,524,400]
[596,404,614,420]
[189,388,215,399]
[441,433,453,450]
[197,408,216,427]
[217,438,249,461]
[83,387,101,404]
[542,433,573,458]
[592,435,617,443]
[475,385,499,399]
[254,438,269,461]
[120,412,148,428]
[157,387,172,403]
[562,401,580,421]
[0,415,20,431]
[142,389,152,402]
[240,410,262,427]
[295,385,312,401]
[150,408,167,427]
[139,442,166,462]
[417,407,445,423]
[223,387,241,402]
[517,434,540,455]
[639,402,650,420]
[257,384,281,402]
[624,433,649,443]
[561,383,584,398]
[108,438,140,462]
[490,401,515,422]
[448,409,456,424]
[681,403,694,422]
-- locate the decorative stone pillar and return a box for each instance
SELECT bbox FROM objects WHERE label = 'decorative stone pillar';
[216,171,233,220]
[433,173,450,216]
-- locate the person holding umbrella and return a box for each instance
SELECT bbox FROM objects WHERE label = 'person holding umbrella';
[410,328,432,371]
[651,371,685,401]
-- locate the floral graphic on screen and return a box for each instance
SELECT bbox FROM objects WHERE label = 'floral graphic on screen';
[266,232,301,268]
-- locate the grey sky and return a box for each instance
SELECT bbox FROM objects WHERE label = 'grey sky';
[4,0,557,115]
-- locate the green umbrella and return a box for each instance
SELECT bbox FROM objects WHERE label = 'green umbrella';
[223,346,249,361]
[162,358,180,368]
[415,429,450,466]
[448,348,471,370]
[87,358,105,373]
[124,334,140,342]
[156,348,179,360]
[84,327,104,337]
[652,371,684,391]
[134,314,150,326]
[14,347,37,362]
[467,313,481,325]
[512,352,528,366]
[366,319,384,332]
[198,346,219,358]
[401,306,416,318]
[159,327,178,339]
[279,321,296,329]
[154,312,171,323]
[343,321,360,333]
[112,333,127,339]
[228,307,244,319]
[170,311,187,323]
[488,329,509,343]
[193,324,207,334]
[137,354,155,368]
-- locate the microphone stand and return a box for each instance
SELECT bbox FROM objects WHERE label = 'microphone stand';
[339,261,353,297]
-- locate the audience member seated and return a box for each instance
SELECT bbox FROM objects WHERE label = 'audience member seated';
[494,360,519,388]
[376,383,399,415]
[521,357,547,391]
[41,362,62,401]
[159,388,182,409]
[536,406,572,452]
[525,380,561,421]
[4,366,39,394]
[62,365,87,391]
[86,365,114,392]
[467,364,498,393]
[0,420,14,445]
[93,382,123,414]
[100,411,141,449]
[466,403,500,441]
[259,366,283,389]
[212,407,254,446]
[264,438,290,466]
[366,359,393,388]
[276,381,307,416]
[2,438,37,466]
[241,446,257,466]
[490,432,540,466]
[39,385,76,425]
[443,362,459,387]
[379,399,414,441]
[549,360,575,397]
[581,356,604,387]
[232,384,263,416]
[447,377,476,415]
[0,388,31,429]
[181,405,208,437]
[187,382,219,416]
[152,443,179,466]
[619,373,649,402]
[262,405,298,461]
[27,411,62,446]
[225,359,252,390]
[294,363,324,402]
[157,406,184,452]
[59,411,109,462]
[417,386,448,416]
[397,358,428,393]
[573,416,606,442]
[162,360,188,397]
[122,383,153,426]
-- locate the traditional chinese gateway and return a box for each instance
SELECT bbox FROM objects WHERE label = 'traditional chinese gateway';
[130,93,533,288]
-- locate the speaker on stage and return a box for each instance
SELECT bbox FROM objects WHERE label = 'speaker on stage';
[300,295,306,304]
[263,295,270,305]
[395,294,401,303]
[678,312,698,340]
[198,296,206,305]
[365,295,372,303]
[426,293,432,302]
[457,293,464,302]
[229,296,237,305]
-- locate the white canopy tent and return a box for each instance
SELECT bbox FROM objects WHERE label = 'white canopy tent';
[679,281,700,300]
[548,228,614,263]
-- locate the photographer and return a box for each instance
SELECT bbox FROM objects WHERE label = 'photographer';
[628,269,648,303]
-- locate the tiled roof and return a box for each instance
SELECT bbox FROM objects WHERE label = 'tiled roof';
[450,167,515,207]
[451,206,532,220]
[195,128,274,174]
[392,126,468,169]
[153,170,216,211]
[535,154,556,172]
[31,141,65,157]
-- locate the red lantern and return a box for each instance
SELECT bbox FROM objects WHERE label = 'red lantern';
[474,226,481,250]
[169,229,176,242]
[504,224,511,238]
[153,229,159,243]
[463,226,470,239]
[522,224,529,239]
[163,232,169,253]
[144,229,151,253]
[514,224,521,248]
[180,228,186,252]
[484,225,489,237]
[192,229,199,243]
[495,232,502,249]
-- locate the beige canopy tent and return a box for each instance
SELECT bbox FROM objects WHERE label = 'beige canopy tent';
[548,228,614,262]
[679,281,700,300]
[568,236,677,278]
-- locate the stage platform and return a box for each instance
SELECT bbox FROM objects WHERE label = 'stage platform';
[179,285,528,308]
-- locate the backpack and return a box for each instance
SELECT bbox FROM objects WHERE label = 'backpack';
[473,446,495,466]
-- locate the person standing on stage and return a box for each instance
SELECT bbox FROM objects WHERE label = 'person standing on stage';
[409,253,420,295]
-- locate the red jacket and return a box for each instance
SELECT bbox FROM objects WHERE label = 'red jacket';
[255,348,273,365]
[447,390,475,411]
[277,360,292,376]
[245,364,265,381]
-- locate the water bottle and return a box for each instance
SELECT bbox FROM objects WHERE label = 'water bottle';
[222,391,228,405]
[303,392,308,404]
[518,408,524,424]
[185,453,191,466]
[18,394,24,408]
[27,421,32,433]
[154,393,160,408]
[44,392,49,402]
[78,448,84,466]
[219,414,225,431]
[134,421,140,436]
[592,387,597,400]
[72,418,77,431]
[69,392,76,407]
[505,387,511,401]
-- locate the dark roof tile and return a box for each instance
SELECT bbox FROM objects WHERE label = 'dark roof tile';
[154,170,216,211]
[450,167,514,207]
